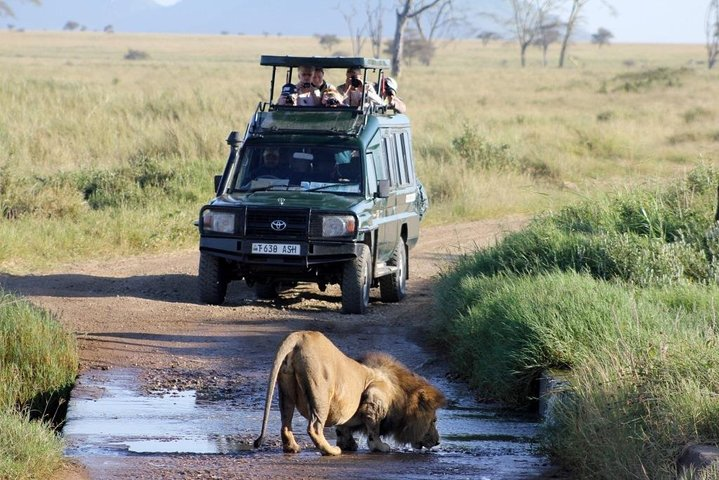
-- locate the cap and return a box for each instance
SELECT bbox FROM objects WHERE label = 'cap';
[281,83,297,95]
[385,77,398,94]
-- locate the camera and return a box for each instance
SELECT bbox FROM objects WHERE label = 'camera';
[301,82,312,88]
[326,98,340,106]
[350,77,362,88]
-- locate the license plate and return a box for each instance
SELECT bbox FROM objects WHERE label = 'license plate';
[251,243,301,256]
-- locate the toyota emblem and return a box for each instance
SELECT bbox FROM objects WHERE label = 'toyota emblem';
[271,220,287,231]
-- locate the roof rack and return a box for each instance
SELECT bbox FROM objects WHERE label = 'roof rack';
[260,55,390,69]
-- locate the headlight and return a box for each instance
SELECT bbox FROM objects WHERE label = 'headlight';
[321,215,356,237]
[202,210,235,234]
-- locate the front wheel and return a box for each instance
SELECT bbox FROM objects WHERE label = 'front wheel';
[341,244,371,314]
[198,252,228,305]
[379,239,407,302]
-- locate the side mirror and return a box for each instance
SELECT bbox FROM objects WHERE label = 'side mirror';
[214,175,222,193]
[376,179,390,199]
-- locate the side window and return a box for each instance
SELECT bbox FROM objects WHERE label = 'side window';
[365,152,378,196]
[399,130,414,183]
[394,133,408,185]
[381,136,397,186]
[375,143,389,181]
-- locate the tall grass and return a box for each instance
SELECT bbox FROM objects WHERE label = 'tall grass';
[433,166,719,478]
[0,289,78,480]
[1,32,718,270]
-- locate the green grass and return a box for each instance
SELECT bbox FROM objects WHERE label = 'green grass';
[433,166,719,478]
[0,290,79,480]
[1,33,718,271]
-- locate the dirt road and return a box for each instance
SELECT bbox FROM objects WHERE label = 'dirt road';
[2,217,570,480]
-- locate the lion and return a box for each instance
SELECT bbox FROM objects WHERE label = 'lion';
[253,330,446,456]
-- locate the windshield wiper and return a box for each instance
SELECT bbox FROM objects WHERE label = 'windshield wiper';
[305,183,355,192]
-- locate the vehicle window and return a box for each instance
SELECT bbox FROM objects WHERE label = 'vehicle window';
[365,152,378,195]
[394,133,407,185]
[375,142,389,181]
[399,130,414,184]
[381,136,397,186]
[233,146,362,193]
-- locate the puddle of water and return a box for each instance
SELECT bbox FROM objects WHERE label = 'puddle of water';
[63,366,550,477]
[63,368,269,456]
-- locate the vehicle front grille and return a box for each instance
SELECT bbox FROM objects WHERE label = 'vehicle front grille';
[245,208,309,238]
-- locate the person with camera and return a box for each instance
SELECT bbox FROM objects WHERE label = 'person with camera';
[337,66,382,108]
[277,66,321,106]
[382,76,407,114]
[320,87,345,108]
[312,67,334,94]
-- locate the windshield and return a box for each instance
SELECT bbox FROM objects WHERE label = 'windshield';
[232,146,363,194]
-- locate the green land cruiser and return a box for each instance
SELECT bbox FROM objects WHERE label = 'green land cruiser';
[197,55,428,314]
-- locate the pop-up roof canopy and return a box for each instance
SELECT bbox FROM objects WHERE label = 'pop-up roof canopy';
[260,55,390,70]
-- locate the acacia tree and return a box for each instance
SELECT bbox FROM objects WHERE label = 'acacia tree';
[507,0,557,67]
[558,0,613,68]
[707,0,719,69]
[340,5,367,56]
[366,1,387,58]
[390,0,446,77]
[0,0,40,17]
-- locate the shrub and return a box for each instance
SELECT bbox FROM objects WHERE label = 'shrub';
[451,124,518,171]
[124,49,149,60]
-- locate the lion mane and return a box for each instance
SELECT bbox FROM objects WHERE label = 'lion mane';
[253,330,446,456]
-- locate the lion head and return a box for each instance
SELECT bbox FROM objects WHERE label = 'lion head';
[360,352,447,449]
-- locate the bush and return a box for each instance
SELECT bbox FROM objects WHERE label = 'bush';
[451,124,518,171]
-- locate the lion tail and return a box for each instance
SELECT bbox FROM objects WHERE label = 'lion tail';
[253,331,304,448]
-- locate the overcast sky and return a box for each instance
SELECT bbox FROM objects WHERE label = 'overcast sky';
[150,0,708,44]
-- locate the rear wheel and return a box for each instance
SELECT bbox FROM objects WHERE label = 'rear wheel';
[341,244,371,314]
[198,253,228,305]
[379,239,407,302]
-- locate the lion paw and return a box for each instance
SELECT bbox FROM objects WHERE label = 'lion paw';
[368,439,391,453]
[283,442,301,454]
[321,445,342,456]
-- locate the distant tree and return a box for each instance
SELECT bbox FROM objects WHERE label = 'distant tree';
[63,20,79,31]
[390,0,448,77]
[558,0,614,68]
[314,33,340,52]
[0,0,40,17]
[365,1,386,58]
[506,0,557,67]
[477,31,501,45]
[534,18,561,66]
[707,0,719,69]
[339,5,366,56]
[103,24,113,33]
[591,27,613,46]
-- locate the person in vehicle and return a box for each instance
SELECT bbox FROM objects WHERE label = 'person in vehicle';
[295,65,321,106]
[288,154,312,185]
[309,156,339,183]
[276,66,320,106]
[253,149,287,178]
[337,66,382,108]
[382,77,407,113]
[312,67,334,94]
[276,83,298,106]
[320,87,345,107]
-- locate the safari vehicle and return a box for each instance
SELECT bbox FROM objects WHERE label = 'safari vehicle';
[197,55,427,314]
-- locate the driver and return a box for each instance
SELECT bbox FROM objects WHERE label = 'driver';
[254,149,286,178]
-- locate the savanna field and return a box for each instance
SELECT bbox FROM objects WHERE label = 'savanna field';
[1,31,719,479]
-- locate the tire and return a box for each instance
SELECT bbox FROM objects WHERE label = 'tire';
[379,239,407,303]
[341,244,371,314]
[255,282,279,300]
[198,252,228,305]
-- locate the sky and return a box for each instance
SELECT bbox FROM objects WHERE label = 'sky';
[149,0,715,44]
[563,0,708,44]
